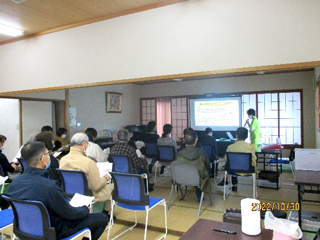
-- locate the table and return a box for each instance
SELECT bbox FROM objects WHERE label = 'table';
[179,219,272,240]
[294,170,320,231]
[256,149,281,190]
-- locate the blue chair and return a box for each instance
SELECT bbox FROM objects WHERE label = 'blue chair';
[269,142,298,177]
[154,146,176,183]
[109,154,149,194]
[144,142,158,173]
[107,172,167,240]
[224,152,256,200]
[56,169,93,199]
[17,158,27,173]
[2,195,91,240]
[0,208,13,240]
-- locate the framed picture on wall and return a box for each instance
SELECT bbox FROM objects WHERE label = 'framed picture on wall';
[106,92,122,113]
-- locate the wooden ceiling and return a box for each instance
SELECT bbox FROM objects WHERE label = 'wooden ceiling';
[0,0,185,45]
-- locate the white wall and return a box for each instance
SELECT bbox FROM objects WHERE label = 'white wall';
[0,99,20,161]
[68,83,141,136]
[1,0,320,93]
[140,71,316,148]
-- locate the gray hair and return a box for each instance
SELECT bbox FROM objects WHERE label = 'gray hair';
[21,141,46,167]
[70,132,89,146]
[117,129,129,141]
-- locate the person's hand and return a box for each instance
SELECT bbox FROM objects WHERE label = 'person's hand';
[246,119,249,124]
[11,163,18,171]
[103,173,110,181]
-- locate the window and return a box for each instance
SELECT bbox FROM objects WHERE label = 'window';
[141,99,156,125]
[242,91,302,146]
[171,97,188,141]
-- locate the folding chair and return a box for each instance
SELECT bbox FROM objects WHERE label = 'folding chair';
[168,161,212,217]
[224,152,256,200]
[144,142,158,173]
[2,195,91,240]
[109,154,149,194]
[154,146,176,183]
[269,142,298,177]
[107,172,167,240]
[17,158,27,173]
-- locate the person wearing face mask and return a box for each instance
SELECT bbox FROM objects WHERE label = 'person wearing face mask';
[245,108,261,151]
[7,141,108,240]
[60,133,114,219]
[0,135,19,181]
[54,127,69,156]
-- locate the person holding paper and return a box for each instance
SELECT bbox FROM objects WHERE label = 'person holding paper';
[85,128,108,162]
[0,134,19,180]
[60,133,114,217]
[7,141,108,240]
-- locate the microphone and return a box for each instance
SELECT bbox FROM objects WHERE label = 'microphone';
[244,120,249,127]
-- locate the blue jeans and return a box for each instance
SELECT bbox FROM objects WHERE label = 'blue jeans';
[60,213,108,240]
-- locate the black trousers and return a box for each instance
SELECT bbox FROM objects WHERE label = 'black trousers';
[59,213,108,240]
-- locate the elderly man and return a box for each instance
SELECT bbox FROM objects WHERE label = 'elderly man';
[7,141,108,240]
[60,133,114,217]
[175,130,211,202]
[218,127,257,191]
[110,129,153,191]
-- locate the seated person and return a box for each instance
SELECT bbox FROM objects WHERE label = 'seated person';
[157,124,177,152]
[141,121,159,173]
[7,141,108,240]
[41,125,53,132]
[35,131,60,183]
[218,127,257,191]
[180,128,202,150]
[0,134,19,181]
[198,127,218,156]
[60,133,114,217]
[54,127,70,156]
[141,121,159,143]
[85,128,108,162]
[109,129,153,191]
[175,130,211,202]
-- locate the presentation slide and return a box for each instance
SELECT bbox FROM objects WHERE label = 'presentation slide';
[190,97,242,131]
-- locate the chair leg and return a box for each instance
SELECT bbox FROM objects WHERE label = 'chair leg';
[154,161,158,183]
[198,192,204,217]
[253,173,257,199]
[223,171,227,200]
[167,184,174,210]
[290,162,295,178]
[144,210,149,240]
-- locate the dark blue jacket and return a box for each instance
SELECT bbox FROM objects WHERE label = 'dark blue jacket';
[8,167,89,239]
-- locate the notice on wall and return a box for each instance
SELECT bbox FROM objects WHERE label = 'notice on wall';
[69,107,77,127]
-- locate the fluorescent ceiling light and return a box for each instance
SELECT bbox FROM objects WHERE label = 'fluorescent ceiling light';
[0,23,24,37]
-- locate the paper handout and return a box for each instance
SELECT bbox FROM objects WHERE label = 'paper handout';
[69,193,95,207]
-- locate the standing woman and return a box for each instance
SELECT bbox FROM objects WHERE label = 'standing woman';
[246,108,261,151]
[0,135,19,180]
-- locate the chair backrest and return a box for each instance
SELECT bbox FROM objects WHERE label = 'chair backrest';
[144,142,158,158]
[289,142,299,161]
[225,152,254,173]
[202,145,213,159]
[109,154,133,173]
[157,146,176,162]
[17,158,27,173]
[110,172,149,206]
[171,161,200,187]
[2,195,56,239]
[56,169,92,198]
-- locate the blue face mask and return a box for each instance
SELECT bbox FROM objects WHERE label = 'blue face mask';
[45,155,51,169]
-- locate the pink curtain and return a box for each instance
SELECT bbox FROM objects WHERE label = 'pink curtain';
[156,99,171,136]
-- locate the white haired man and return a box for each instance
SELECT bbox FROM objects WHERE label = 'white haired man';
[60,132,114,218]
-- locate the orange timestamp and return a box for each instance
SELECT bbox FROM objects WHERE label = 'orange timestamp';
[252,202,300,211]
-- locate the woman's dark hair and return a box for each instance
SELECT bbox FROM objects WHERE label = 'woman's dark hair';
[85,128,98,142]
[56,128,67,137]
[0,135,7,143]
[36,131,54,150]
[247,108,256,116]
[183,127,194,136]
[162,124,173,137]
[41,125,53,132]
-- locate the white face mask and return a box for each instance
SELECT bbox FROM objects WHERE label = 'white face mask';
[0,145,5,150]
[61,134,67,139]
